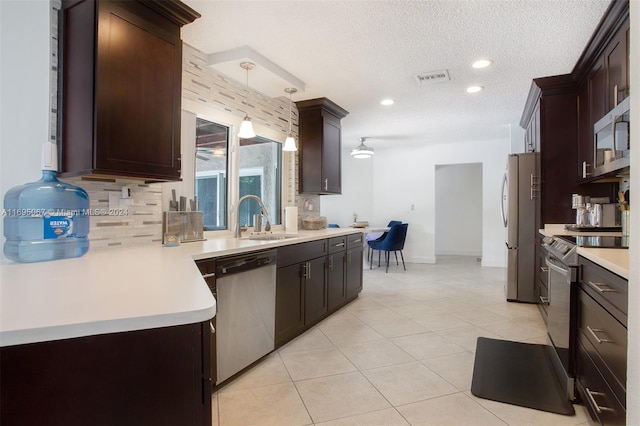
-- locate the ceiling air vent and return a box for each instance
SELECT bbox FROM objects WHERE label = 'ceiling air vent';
[414,69,450,85]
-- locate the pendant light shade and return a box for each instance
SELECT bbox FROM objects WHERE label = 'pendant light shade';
[283,135,297,151]
[238,115,256,139]
[351,137,374,159]
[238,62,256,139]
[283,87,298,151]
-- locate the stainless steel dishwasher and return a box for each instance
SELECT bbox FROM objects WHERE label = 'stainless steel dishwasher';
[215,249,277,384]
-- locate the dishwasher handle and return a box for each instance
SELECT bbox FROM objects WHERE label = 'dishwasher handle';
[217,250,277,276]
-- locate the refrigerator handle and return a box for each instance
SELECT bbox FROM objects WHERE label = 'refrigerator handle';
[500,170,508,228]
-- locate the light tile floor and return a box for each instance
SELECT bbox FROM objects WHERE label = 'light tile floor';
[212,256,594,426]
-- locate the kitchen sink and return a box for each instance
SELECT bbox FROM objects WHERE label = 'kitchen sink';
[245,234,299,241]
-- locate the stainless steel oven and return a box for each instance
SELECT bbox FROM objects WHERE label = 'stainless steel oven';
[541,236,578,400]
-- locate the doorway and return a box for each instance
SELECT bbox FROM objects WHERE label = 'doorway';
[435,163,483,260]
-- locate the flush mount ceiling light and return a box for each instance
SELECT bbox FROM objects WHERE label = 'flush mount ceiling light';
[238,62,257,139]
[350,137,374,159]
[466,85,484,93]
[472,59,493,69]
[283,87,298,152]
[380,99,395,106]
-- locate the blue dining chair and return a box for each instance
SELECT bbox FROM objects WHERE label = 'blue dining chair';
[367,220,401,263]
[368,223,408,273]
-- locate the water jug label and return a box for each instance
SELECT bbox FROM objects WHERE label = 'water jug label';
[43,214,75,239]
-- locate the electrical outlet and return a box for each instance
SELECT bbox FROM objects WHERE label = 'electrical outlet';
[108,192,120,209]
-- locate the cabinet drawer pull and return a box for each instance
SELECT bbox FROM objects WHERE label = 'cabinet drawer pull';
[586,326,613,344]
[539,296,549,305]
[540,266,549,273]
[335,242,345,247]
[585,388,614,414]
[587,280,616,293]
[350,238,362,244]
[201,272,216,279]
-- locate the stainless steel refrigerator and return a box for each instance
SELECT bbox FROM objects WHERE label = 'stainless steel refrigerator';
[501,152,538,303]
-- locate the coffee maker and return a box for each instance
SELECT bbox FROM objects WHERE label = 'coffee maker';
[571,194,619,228]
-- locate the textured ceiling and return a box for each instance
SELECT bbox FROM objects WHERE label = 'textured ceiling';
[181,0,611,151]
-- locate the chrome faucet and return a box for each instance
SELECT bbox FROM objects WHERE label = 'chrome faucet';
[235,194,270,237]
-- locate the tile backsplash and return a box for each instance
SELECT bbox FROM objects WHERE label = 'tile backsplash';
[62,177,164,248]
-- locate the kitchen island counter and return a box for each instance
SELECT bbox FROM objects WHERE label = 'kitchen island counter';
[0,228,362,347]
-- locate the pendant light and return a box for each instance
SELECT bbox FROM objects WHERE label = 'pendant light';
[238,62,256,139]
[283,87,298,151]
[351,137,374,159]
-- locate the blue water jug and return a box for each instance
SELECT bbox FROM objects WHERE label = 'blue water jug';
[3,142,90,262]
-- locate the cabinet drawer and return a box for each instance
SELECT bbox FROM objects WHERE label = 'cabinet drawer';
[578,289,627,395]
[346,233,364,249]
[328,236,346,254]
[277,240,327,268]
[579,257,627,325]
[576,342,626,425]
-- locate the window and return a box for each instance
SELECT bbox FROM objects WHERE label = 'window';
[194,118,282,231]
[238,137,282,227]
[195,118,228,230]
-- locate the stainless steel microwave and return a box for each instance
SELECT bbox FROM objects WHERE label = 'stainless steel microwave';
[592,96,630,178]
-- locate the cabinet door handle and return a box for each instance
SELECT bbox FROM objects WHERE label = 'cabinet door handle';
[303,261,311,280]
[201,272,216,279]
[582,161,592,178]
[587,280,617,293]
[329,255,334,270]
[585,388,614,414]
[539,296,549,305]
[540,266,549,273]
[323,178,328,191]
[209,322,215,334]
[613,84,619,106]
[586,326,613,344]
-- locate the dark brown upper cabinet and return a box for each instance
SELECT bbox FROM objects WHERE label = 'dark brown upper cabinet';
[58,0,200,181]
[573,0,629,182]
[296,98,349,194]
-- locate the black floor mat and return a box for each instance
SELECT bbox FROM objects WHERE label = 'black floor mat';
[471,337,575,415]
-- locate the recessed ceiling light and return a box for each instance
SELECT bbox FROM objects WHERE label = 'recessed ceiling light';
[380,99,394,106]
[472,59,493,69]
[466,85,483,93]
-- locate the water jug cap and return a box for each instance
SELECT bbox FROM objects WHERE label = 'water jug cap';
[41,141,57,171]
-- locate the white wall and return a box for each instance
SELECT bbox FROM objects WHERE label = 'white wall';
[0,0,51,239]
[435,163,483,257]
[362,138,510,267]
[320,152,374,227]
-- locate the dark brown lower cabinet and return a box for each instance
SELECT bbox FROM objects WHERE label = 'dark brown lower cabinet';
[0,322,212,426]
[276,235,363,348]
[275,263,306,347]
[328,236,347,311]
[328,250,347,311]
[304,256,328,325]
[346,234,364,300]
[576,256,627,425]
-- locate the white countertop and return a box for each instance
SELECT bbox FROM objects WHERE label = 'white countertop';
[541,224,629,279]
[0,228,362,347]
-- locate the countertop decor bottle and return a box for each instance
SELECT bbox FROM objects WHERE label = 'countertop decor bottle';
[3,142,90,262]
